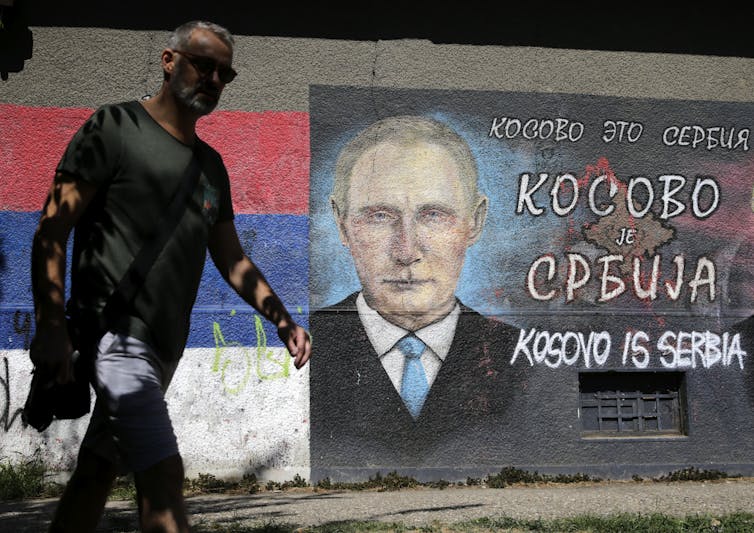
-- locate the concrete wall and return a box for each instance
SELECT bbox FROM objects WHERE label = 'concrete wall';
[1,26,752,482]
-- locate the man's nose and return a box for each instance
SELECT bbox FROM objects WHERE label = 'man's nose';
[391,219,421,265]
[208,68,223,87]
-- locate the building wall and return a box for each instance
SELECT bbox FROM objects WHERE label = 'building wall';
[1,26,752,482]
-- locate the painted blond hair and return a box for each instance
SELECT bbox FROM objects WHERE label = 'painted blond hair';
[332,115,480,214]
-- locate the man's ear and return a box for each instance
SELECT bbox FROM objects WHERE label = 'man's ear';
[468,195,488,245]
[162,49,176,76]
[330,196,350,247]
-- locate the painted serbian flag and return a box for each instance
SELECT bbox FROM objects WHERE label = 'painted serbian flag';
[0,103,310,350]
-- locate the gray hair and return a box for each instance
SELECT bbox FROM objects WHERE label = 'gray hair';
[167,20,235,51]
[332,115,480,215]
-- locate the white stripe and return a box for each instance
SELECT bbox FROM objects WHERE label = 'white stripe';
[0,348,310,480]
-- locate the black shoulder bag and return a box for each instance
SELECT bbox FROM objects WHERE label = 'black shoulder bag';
[23,151,202,432]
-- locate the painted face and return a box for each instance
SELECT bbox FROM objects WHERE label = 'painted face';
[169,28,233,115]
[336,140,487,330]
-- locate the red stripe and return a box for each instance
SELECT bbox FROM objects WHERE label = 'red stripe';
[0,105,92,212]
[0,104,309,214]
[198,110,310,214]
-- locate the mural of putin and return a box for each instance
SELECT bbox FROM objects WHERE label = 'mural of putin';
[310,115,522,480]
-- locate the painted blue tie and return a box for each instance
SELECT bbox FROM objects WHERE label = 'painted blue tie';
[398,335,429,419]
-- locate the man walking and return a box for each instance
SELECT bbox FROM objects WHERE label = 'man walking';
[30,21,310,532]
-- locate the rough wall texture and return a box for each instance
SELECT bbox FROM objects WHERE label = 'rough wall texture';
[1,26,752,482]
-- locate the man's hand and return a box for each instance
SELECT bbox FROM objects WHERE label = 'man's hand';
[29,325,74,384]
[277,320,311,369]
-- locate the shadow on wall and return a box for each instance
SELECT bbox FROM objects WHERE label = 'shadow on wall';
[0,0,33,80]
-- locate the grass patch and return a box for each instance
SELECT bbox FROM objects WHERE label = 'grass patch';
[2,458,753,531]
[1,458,750,505]
[90,465,751,502]
[187,513,754,532]
[0,456,61,500]
[265,473,309,491]
[484,466,601,488]
[0,457,45,499]
[184,472,261,496]
[191,524,304,533]
[192,520,463,532]
[315,471,419,491]
[109,474,137,501]
[652,467,741,482]
[316,467,602,492]
[465,512,754,532]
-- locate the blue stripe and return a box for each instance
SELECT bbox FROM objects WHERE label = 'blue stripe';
[0,212,41,306]
[0,212,308,349]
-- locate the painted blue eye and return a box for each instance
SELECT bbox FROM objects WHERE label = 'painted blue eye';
[419,208,452,223]
[368,211,397,223]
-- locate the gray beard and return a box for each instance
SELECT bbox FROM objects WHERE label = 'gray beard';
[174,85,217,115]
[170,65,218,115]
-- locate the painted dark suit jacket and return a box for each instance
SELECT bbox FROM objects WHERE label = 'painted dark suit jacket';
[310,292,525,480]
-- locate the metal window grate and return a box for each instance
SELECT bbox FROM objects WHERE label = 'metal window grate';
[579,372,686,437]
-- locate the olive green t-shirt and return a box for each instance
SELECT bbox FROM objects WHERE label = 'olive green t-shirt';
[58,101,234,361]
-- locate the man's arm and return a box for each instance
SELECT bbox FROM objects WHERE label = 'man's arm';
[208,220,311,369]
[30,172,98,382]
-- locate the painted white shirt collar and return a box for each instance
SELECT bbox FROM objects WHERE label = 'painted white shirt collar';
[355,292,460,393]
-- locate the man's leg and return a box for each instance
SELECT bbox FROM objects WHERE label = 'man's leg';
[134,453,190,533]
[48,446,117,533]
[83,331,186,531]
[89,332,187,531]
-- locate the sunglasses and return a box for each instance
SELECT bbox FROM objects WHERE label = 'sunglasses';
[173,49,237,84]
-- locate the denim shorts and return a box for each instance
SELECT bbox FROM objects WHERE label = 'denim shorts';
[81,331,180,473]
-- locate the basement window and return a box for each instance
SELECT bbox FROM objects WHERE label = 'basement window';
[579,372,687,437]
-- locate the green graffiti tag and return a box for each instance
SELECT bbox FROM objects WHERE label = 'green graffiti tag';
[253,313,290,381]
[211,313,291,394]
[212,322,250,395]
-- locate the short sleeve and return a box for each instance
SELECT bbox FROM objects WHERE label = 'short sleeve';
[198,141,234,224]
[56,104,124,186]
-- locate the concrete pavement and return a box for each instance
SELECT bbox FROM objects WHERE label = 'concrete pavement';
[1,478,753,531]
